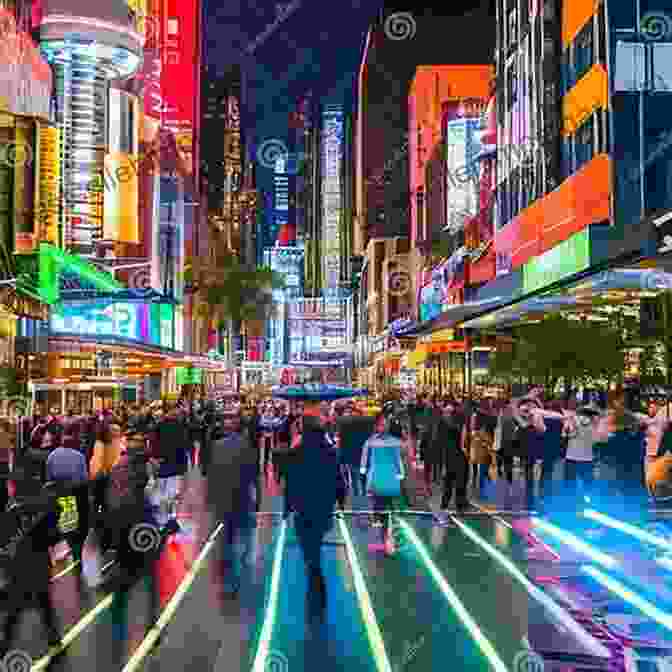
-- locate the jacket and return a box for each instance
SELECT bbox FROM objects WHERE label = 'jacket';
[470,429,493,465]
[360,432,405,497]
[336,416,375,468]
[206,431,259,521]
[287,428,338,525]
[154,416,190,477]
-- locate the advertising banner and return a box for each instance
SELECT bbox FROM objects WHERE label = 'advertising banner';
[522,228,591,294]
[160,0,197,177]
[321,105,343,295]
[35,124,60,250]
[445,116,482,234]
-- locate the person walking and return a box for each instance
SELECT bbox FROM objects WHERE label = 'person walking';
[206,409,260,597]
[563,404,601,509]
[286,402,339,612]
[360,413,405,555]
[45,435,89,565]
[0,468,61,657]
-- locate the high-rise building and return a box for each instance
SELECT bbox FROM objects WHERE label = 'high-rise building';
[39,0,144,257]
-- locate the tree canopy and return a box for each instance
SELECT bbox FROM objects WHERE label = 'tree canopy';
[488,314,625,393]
[186,252,285,323]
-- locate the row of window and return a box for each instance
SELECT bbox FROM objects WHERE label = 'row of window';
[560,109,609,181]
[560,3,607,96]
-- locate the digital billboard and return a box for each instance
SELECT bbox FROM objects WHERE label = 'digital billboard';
[445,116,482,234]
[159,0,197,177]
[321,104,343,296]
[50,300,175,348]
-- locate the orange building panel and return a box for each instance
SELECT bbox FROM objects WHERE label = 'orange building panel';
[562,0,601,47]
[495,153,612,269]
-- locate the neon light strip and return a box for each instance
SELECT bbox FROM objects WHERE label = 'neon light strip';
[337,517,393,672]
[122,523,224,672]
[452,517,611,659]
[250,521,288,672]
[532,518,619,570]
[583,509,670,551]
[397,519,508,672]
[583,565,672,631]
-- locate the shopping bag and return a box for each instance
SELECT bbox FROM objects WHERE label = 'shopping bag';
[81,529,104,588]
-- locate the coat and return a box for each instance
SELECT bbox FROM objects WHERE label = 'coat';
[287,428,338,529]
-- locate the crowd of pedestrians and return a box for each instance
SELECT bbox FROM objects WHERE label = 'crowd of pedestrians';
[2,385,672,653]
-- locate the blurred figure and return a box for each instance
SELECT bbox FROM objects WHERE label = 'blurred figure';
[336,414,375,498]
[206,410,259,598]
[286,402,339,613]
[1,468,61,657]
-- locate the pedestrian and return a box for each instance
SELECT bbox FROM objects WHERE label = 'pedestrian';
[468,412,494,498]
[563,404,601,509]
[206,409,259,598]
[286,402,339,612]
[0,468,61,657]
[360,413,405,555]
[45,434,89,565]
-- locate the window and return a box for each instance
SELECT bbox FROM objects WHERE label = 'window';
[575,115,594,170]
[574,21,594,82]
[614,41,646,91]
[560,136,571,180]
[653,44,672,91]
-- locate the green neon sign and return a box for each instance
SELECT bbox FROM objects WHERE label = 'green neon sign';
[522,229,591,294]
[18,243,123,305]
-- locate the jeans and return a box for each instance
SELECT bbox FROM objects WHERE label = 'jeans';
[441,458,468,510]
[473,463,489,495]
[218,514,255,587]
[294,515,329,572]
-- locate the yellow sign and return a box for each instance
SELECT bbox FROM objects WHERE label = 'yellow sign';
[37,124,60,247]
[103,152,139,243]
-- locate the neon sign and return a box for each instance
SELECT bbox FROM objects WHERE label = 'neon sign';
[20,243,123,305]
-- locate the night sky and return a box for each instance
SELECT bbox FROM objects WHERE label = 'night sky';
[202,1,495,147]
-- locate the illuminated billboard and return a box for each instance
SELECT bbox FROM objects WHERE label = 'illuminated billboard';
[50,300,174,348]
[159,0,197,177]
[36,124,61,250]
[51,302,143,340]
[321,104,343,296]
[445,116,482,234]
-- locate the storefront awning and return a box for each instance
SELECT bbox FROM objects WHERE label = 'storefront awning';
[462,268,672,330]
[563,268,672,295]
[462,296,579,330]
[417,296,508,334]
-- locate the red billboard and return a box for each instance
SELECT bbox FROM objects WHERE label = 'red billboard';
[159,0,198,182]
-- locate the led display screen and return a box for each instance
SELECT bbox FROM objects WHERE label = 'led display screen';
[321,105,343,296]
[445,116,482,234]
[50,300,174,348]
